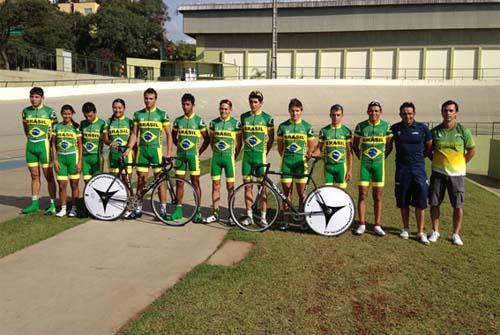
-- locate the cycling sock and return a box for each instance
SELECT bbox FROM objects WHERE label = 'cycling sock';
[32,196,39,201]
[247,209,252,218]
[261,211,267,220]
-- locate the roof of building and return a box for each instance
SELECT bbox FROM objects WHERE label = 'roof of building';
[179,0,500,12]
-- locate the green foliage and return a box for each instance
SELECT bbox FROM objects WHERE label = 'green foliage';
[166,41,196,61]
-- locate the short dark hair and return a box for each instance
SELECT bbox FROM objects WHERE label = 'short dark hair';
[82,102,96,114]
[181,93,195,105]
[330,104,344,113]
[112,98,126,108]
[288,98,303,109]
[61,104,75,114]
[144,88,158,98]
[248,90,264,102]
[30,87,44,97]
[219,99,232,108]
[441,100,459,112]
[399,102,415,112]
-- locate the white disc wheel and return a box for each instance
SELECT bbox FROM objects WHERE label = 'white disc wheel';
[304,186,355,236]
[84,174,128,221]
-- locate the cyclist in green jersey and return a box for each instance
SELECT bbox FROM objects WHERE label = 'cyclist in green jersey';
[52,105,82,217]
[204,99,242,224]
[127,88,173,218]
[352,101,393,236]
[277,98,316,230]
[166,93,210,223]
[103,99,134,185]
[240,91,274,226]
[21,87,58,215]
[80,102,106,182]
[318,104,353,189]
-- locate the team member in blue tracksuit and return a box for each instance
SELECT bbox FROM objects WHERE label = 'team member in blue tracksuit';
[387,102,432,245]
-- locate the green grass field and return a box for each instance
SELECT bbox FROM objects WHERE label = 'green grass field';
[120,158,500,335]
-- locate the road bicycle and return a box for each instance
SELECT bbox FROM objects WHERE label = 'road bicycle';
[83,146,199,226]
[228,157,355,236]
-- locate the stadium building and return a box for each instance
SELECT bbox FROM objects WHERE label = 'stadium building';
[178,0,500,80]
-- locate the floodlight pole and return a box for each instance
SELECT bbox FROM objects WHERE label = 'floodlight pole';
[271,0,278,79]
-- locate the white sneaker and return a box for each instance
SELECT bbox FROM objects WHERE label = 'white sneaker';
[227,216,236,226]
[260,218,268,227]
[428,231,440,243]
[400,229,410,239]
[374,225,386,236]
[203,215,218,224]
[68,207,77,217]
[451,233,464,246]
[417,232,430,245]
[241,217,254,226]
[355,224,366,235]
[56,208,67,217]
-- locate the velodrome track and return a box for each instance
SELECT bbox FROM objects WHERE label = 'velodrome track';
[1,79,499,161]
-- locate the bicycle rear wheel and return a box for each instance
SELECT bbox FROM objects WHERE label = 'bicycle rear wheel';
[229,181,280,232]
[84,173,128,221]
[150,176,199,226]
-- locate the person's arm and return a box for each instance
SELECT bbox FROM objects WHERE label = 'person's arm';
[164,125,173,157]
[76,135,82,173]
[235,132,242,159]
[352,136,361,160]
[465,147,476,163]
[464,128,476,163]
[51,135,59,173]
[199,129,210,155]
[126,123,138,157]
[267,128,274,154]
[385,136,394,158]
[103,131,112,146]
[307,138,316,160]
[345,141,353,181]
[424,140,432,158]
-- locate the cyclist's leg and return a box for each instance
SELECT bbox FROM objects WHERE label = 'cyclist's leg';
[332,163,347,189]
[280,156,293,205]
[40,139,57,202]
[324,163,335,186]
[371,160,385,226]
[224,155,236,208]
[56,155,69,215]
[24,141,42,212]
[357,163,371,226]
[68,152,80,210]
[211,155,223,212]
[135,147,151,211]
[258,151,268,215]
[292,156,308,209]
[242,152,254,211]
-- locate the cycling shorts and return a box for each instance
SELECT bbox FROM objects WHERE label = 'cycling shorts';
[211,154,235,182]
[26,140,51,168]
[109,149,133,174]
[57,153,80,181]
[136,146,162,173]
[281,154,308,184]
[82,154,103,181]
[324,162,347,189]
[175,154,200,176]
[242,151,266,181]
[358,161,385,187]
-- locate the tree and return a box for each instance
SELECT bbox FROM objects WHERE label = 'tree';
[172,41,196,61]
[0,0,22,69]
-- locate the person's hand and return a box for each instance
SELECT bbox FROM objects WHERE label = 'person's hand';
[345,170,352,182]
[54,161,60,173]
[306,151,313,160]
[121,147,130,158]
[110,141,118,148]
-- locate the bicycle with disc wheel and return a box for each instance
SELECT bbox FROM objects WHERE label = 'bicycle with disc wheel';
[228,157,355,236]
[83,146,199,226]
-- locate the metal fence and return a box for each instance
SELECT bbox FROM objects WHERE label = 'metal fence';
[425,122,500,137]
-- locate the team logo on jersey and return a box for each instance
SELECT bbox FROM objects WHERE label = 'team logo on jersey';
[114,138,124,146]
[141,131,156,143]
[30,127,45,138]
[180,139,195,150]
[246,135,262,148]
[363,147,382,159]
[216,140,230,151]
[85,142,96,152]
[59,140,71,150]
[287,143,301,153]
[329,150,343,162]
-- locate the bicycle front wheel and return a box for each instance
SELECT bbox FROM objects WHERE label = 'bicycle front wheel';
[84,173,128,221]
[229,181,280,232]
[150,176,199,226]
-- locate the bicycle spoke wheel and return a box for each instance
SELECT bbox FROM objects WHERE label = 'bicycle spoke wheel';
[229,181,280,232]
[83,174,128,221]
[149,176,199,226]
[304,186,355,236]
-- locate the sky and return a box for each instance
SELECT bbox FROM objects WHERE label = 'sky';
[165,0,264,42]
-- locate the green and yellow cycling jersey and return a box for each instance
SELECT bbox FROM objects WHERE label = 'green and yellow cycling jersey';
[173,113,207,156]
[319,124,352,163]
[80,117,106,155]
[133,107,170,148]
[240,110,274,153]
[354,119,392,163]
[209,116,241,156]
[277,118,315,156]
[105,116,133,147]
[22,104,57,141]
[53,122,81,154]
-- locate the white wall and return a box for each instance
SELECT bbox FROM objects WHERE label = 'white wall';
[426,49,449,79]
[277,52,292,79]
[398,49,421,79]
[295,51,317,79]
[223,52,244,79]
[453,48,476,79]
[481,48,500,79]
[320,51,342,79]
[371,50,394,79]
[346,50,368,79]
[247,52,268,79]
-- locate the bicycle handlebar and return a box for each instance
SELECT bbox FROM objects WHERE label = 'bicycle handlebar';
[250,156,323,178]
